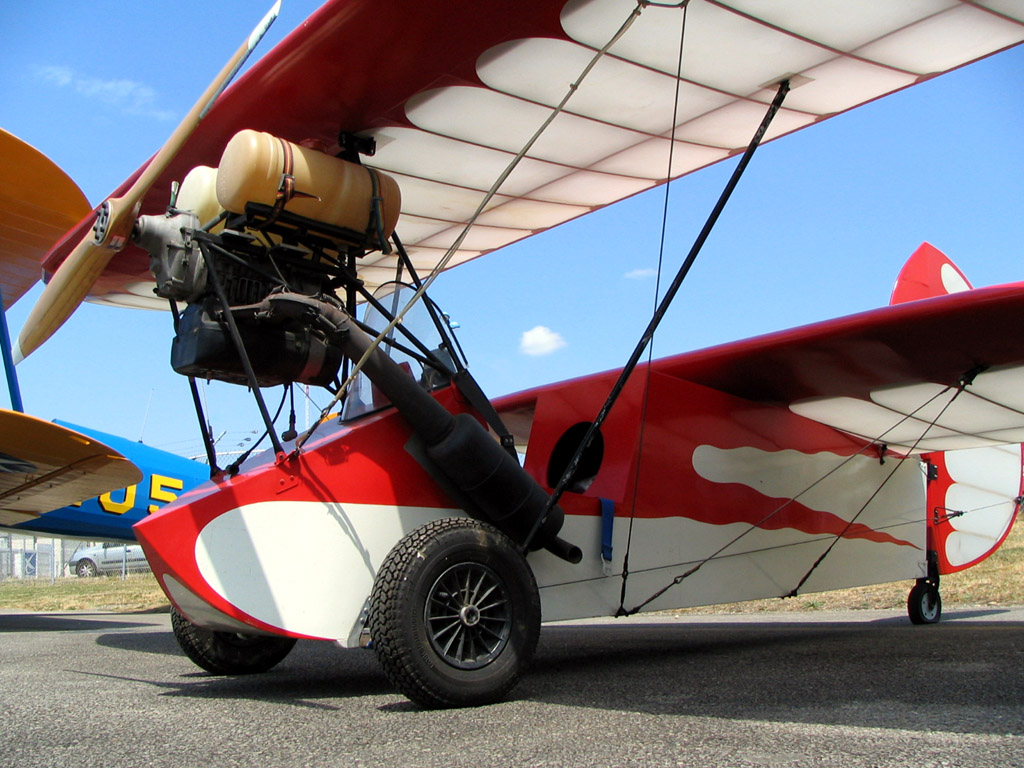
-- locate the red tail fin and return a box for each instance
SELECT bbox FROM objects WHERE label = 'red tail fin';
[893,244,1023,574]
[889,242,972,305]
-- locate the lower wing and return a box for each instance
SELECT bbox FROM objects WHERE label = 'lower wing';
[0,410,141,530]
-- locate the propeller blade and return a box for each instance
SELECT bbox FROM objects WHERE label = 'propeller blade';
[14,0,281,363]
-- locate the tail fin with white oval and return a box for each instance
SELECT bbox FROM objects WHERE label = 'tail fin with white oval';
[892,243,1021,575]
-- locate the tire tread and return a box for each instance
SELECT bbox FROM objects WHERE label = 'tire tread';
[369,517,538,708]
[170,607,296,675]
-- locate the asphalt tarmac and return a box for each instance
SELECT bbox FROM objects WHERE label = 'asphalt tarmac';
[2,606,1022,767]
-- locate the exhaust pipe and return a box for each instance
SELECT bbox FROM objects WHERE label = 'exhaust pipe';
[261,293,582,564]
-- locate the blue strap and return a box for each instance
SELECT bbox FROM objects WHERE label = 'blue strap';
[600,497,615,562]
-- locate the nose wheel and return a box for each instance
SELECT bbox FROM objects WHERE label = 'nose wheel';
[170,606,296,674]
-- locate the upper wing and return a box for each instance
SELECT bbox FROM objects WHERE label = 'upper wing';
[0,410,142,529]
[40,0,1024,306]
[0,129,90,309]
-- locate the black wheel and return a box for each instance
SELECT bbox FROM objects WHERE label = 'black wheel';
[170,606,296,675]
[369,517,541,708]
[75,560,97,578]
[908,580,942,624]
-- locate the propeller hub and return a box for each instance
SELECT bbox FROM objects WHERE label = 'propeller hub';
[91,198,136,250]
[91,200,111,245]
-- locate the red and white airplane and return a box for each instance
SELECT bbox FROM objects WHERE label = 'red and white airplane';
[11,1,1024,708]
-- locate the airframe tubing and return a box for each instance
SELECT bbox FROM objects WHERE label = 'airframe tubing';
[0,285,24,412]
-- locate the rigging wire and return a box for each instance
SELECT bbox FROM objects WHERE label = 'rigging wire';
[617,0,690,615]
[639,383,961,585]
[934,496,1024,524]
[617,376,976,615]
[294,1,651,452]
[537,489,1022,597]
[783,383,970,597]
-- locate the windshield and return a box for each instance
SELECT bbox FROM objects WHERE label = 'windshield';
[341,283,456,422]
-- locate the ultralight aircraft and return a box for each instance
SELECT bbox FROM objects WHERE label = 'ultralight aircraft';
[9,0,1024,708]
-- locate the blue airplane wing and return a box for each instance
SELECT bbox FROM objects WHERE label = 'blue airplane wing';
[5,419,208,542]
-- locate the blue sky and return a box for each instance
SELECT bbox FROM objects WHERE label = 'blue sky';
[1,2,1022,459]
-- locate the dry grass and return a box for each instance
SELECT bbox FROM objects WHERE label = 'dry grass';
[2,524,1022,615]
[0,573,168,613]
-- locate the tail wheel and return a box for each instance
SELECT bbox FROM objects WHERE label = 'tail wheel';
[369,517,540,708]
[908,580,942,625]
[170,606,296,675]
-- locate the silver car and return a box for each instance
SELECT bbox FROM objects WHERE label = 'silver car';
[69,543,150,577]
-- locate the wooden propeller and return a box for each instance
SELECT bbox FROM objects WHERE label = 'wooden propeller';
[13,0,281,363]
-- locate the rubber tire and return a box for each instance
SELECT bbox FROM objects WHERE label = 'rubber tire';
[170,607,296,675]
[908,581,942,625]
[369,517,541,709]
[76,560,97,578]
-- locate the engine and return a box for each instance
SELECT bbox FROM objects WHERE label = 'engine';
[134,130,401,389]
[133,131,581,563]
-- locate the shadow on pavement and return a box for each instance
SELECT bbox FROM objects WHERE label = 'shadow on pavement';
[520,614,1024,735]
[0,612,166,633]
[83,638,392,710]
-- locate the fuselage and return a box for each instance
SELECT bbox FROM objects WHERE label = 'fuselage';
[136,358,927,646]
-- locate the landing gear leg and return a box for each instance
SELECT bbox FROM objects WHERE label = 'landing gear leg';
[907,550,941,625]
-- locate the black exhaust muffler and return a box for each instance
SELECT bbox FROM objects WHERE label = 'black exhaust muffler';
[261,293,582,563]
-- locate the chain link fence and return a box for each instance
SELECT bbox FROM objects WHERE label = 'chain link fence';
[0,539,58,581]
[0,536,147,582]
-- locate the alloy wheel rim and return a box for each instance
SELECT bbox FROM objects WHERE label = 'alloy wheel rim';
[425,562,511,670]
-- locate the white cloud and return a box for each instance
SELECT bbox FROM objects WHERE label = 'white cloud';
[37,65,176,121]
[624,268,657,280]
[520,325,567,356]
[39,65,73,87]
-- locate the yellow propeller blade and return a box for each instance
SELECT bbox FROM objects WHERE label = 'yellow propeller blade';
[14,0,281,363]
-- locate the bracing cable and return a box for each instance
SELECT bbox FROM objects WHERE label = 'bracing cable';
[522,77,793,552]
[294,0,656,452]
[783,384,970,597]
[617,0,690,615]
[649,383,963,583]
[617,375,977,615]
